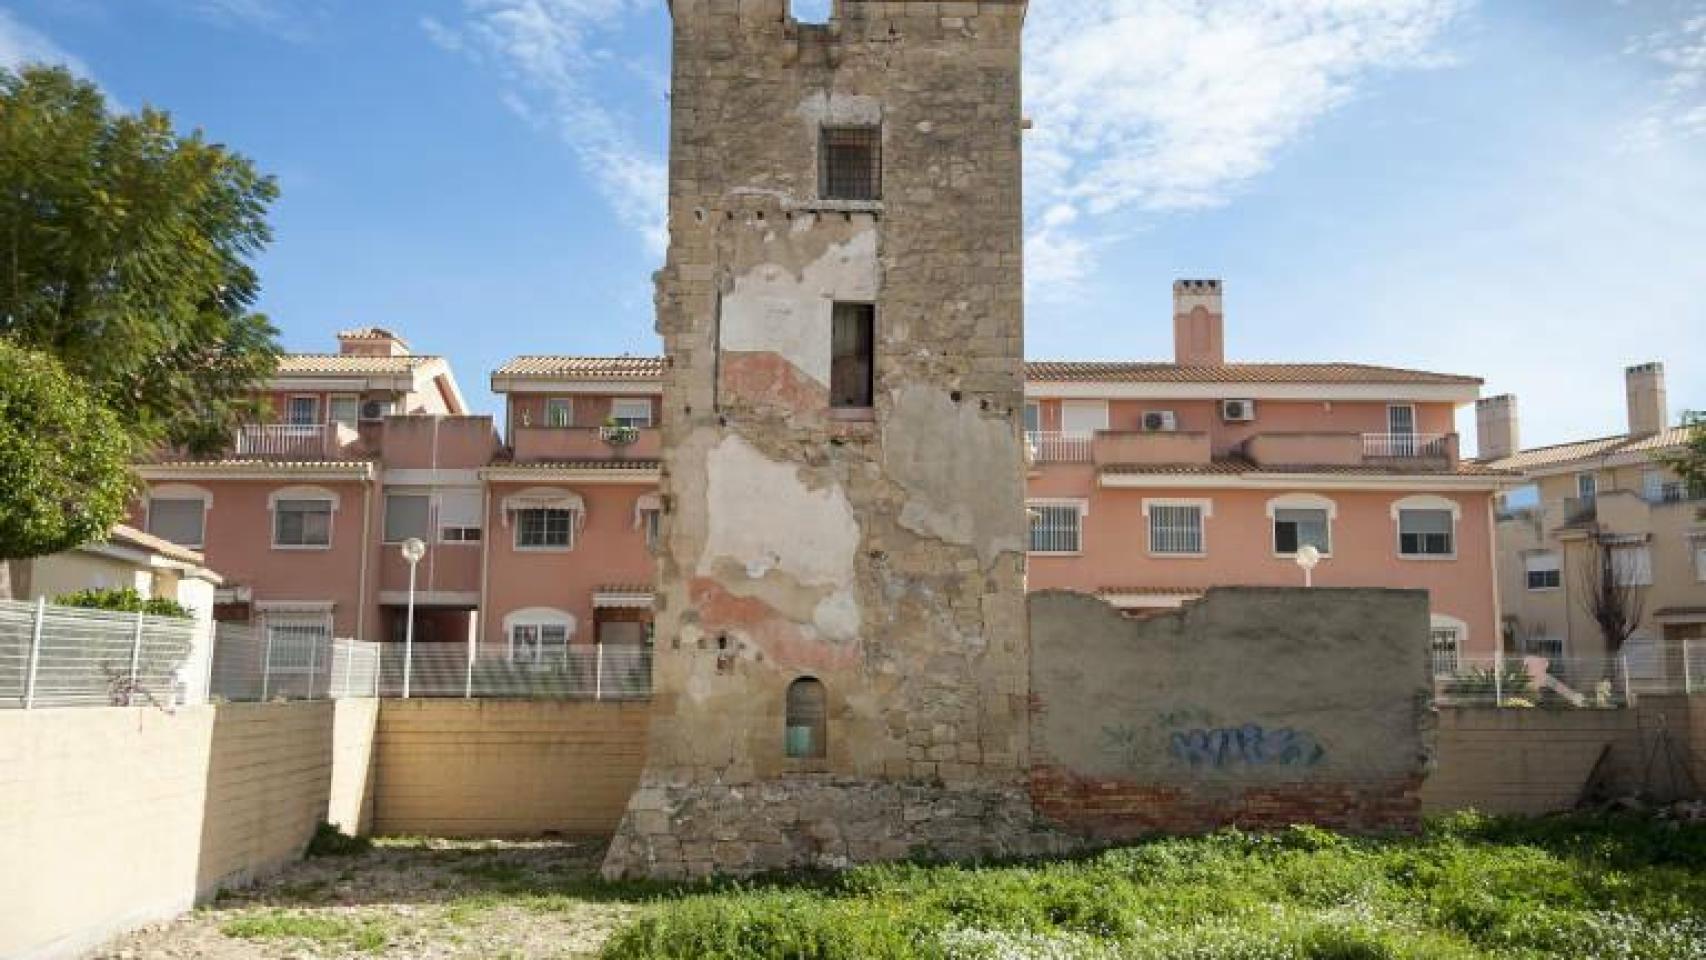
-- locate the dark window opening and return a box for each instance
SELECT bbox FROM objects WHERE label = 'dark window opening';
[821,127,881,202]
[785,677,827,759]
[831,302,875,409]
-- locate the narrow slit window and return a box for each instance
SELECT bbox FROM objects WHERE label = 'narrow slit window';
[785,677,827,759]
[821,126,881,202]
[831,302,875,409]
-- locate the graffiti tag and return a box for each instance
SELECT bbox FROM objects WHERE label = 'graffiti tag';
[1168,724,1325,769]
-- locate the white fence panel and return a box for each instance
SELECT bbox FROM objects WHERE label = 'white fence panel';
[0,599,195,709]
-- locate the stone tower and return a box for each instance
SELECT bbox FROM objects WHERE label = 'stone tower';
[604,0,1037,879]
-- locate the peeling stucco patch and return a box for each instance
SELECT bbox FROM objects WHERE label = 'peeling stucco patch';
[883,384,1026,565]
[701,434,860,589]
[720,228,878,388]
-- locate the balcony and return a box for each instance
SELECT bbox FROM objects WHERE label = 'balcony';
[1242,433,1365,467]
[511,425,662,463]
[1092,430,1212,467]
[1562,496,1598,527]
[1362,432,1455,463]
[1024,431,1093,463]
[232,423,365,460]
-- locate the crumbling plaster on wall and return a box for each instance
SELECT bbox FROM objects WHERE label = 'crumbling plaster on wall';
[720,224,878,390]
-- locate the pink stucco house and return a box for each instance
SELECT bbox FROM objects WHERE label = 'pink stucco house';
[134,285,1507,675]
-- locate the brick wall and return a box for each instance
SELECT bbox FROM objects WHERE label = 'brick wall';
[373,700,650,837]
[0,701,342,960]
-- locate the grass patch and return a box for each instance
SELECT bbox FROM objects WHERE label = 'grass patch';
[601,813,1706,960]
[221,908,395,952]
[307,820,372,857]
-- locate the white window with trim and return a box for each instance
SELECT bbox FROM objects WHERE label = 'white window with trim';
[544,397,573,428]
[285,395,320,426]
[270,486,338,549]
[1028,500,1086,555]
[1695,536,1706,583]
[610,398,653,428]
[1524,551,1561,591]
[634,492,662,552]
[1429,614,1467,676]
[1266,494,1334,557]
[328,394,360,429]
[259,607,334,680]
[146,484,212,548]
[503,488,583,551]
[1059,400,1108,437]
[1394,495,1459,558]
[1144,499,1209,556]
[1577,471,1598,501]
[438,489,484,544]
[1611,543,1653,587]
[505,608,575,666]
[383,492,431,544]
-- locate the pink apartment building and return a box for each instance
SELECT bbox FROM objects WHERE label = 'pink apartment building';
[133,281,1506,673]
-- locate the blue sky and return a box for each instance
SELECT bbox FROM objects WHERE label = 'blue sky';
[3,0,1703,451]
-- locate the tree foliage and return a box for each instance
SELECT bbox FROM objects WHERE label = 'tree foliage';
[1659,410,1706,518]
[1574,532,1646,657]
[0,338,133,560]
[55,586,191,619]
[0,65,281,455]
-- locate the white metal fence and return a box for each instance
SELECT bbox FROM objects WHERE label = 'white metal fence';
[1432,650,1706,708]
[1363,432,1451,459]
[207,623,379,702]
[370,643,653,700]
[1025,431,1093,463]
[0,599,197,709]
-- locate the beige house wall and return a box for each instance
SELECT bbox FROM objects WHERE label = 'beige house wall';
[372,700,650,837]
[0,702,353,960]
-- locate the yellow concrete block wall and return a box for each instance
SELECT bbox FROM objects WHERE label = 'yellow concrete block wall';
[1422,708,1642,816]
[0,702,339,960]
[372,700,651,837]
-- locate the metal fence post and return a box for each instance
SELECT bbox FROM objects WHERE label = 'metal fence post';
[1620,654,1633,706]
[1687,639,1697,695]
[595,642,604,702]
[127,612,145,707]
[1493,648,1503,708]
[307,636,320,701]
[23,597,45,709]
[343,642,355,699]
[261,627,273,702]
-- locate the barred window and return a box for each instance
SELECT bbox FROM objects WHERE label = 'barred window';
[515,508,575,549]
[821,126,881,202]
[510,623,570,665]
[1148,503,1204,555]
[1429,626,1461,676]
[1028,503,1081,554]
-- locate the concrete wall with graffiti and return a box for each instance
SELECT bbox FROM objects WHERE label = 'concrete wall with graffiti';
[1028,588,1433,839]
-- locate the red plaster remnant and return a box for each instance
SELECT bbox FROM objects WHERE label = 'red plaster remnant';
[720,351,828,414]
[1027,766,1423,839]
[688,577,861,673]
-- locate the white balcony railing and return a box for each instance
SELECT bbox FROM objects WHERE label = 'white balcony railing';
[235,423,333,459]
[1362,432,1450,459]
[1025,431,1093,463]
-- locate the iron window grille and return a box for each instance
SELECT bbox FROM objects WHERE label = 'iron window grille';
[821,126,881,202]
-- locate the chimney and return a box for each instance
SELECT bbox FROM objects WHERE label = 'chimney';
[1475,394,1521,462]
[337,327,412,358]
[1625,362,1668,437]
[1173,278,1224,367]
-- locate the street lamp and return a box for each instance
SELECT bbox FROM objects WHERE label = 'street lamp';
[401,537,426,699]
[1294,544,1321,588]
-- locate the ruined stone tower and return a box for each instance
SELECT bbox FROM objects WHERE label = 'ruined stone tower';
[604,0,1036,879]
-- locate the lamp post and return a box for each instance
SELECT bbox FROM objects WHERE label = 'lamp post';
[1294,544,1321,588]
[401,537,426,699]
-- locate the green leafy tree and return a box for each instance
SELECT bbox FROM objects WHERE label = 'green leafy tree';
[1659,410,1706,518]
[0,65,281,455]
[0,339,134,597]
[54,586,191,619]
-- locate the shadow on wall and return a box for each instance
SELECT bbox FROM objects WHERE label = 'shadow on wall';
[1028,587,1434,839]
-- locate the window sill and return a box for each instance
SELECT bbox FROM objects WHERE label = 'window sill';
[828,407,876,422]
[514,545,574,553]
[272,544,332,552]
[1398,553,1457,561]
[1149,552,1207,559]
[1028,551,1083,558]
[790,199,884,216]
[1273,552,1333,561]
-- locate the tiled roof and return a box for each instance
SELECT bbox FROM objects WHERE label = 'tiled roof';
[597,584,654,595]
[1483,426,1692,472]
[105,524,207,567]
[493,356,668,380]
[1025,361,1481,386]
[1100,457,1509,478]
[337,326,407,342]
[140,459,375,473]
[1094,586,1207,597]
[488,459,662,471]
[276,354,434,376]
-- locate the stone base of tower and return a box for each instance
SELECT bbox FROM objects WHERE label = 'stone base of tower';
[601,777,1072,880]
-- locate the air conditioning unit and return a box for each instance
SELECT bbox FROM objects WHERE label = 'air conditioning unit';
[360,399,391,422]
[1221,399,1256,422]
[1142,410,1178,432]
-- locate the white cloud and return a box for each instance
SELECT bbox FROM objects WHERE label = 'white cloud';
[430,0,667,255]
[175,0,320,40]
[1625,5,1706,146]
[1023,0,1467,294]
[0,9,90,75]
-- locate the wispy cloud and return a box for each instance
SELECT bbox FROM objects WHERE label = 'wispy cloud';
[1625,4,1706,146]
[1023,0,1468,294]
[426,1,667,255]
[0,8,90,75]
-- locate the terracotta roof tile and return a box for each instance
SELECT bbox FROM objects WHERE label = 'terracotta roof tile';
[494,356,667,380]
[1483,426,1692,472]
[1099,457,1509,478]
[1025,361,1481,386]
[276,354,434,376]
[488,459,662,471]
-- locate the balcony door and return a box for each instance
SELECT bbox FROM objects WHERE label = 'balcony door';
[286,396,320,428]
[1387,404,1417,457]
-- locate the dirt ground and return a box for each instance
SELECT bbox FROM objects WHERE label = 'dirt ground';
[92,838,642,960]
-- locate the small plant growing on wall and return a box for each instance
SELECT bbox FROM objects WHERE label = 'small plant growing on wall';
[599,417,640,448]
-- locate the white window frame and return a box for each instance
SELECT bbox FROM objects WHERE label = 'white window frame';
[328,394,361,429]
[513,508,576,552]
[1524,551,1562,591]
[1610,543,1653,587]
[1429,613,1468,677]
[1392,495,1460,560]
[503,607,576,665]
[1577,471,1598,501]
[609,398,653,429]
[641,509,662,552]
[1265,493,1335,558]
[1023,401,1042,435]
[544,397,574,428]
[1143,498,1211,558]
[437,489,485,546]
[1060,399,1109,436]
[145,484,213,549]
[285,394,321,426]
[268,485,339,551]
[1027,499,1087,556]
[382,491,433,545]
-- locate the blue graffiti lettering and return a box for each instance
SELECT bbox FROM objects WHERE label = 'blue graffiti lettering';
[1168,724,1325,768]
